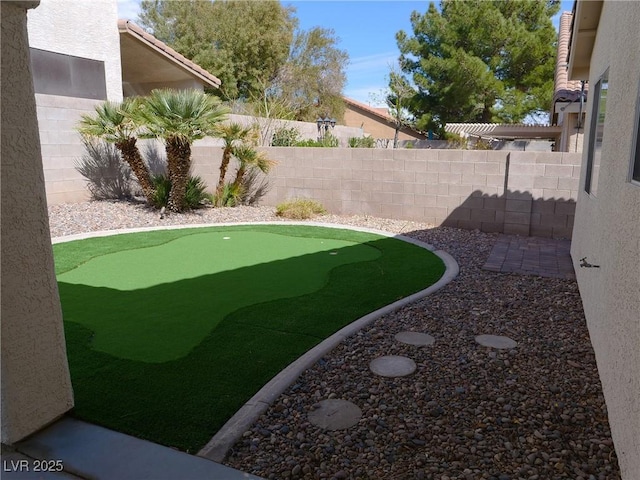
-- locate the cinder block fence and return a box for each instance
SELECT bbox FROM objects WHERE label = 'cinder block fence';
[192,147,581,239]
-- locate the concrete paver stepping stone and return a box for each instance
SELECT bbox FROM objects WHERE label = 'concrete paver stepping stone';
[395,331,435,346]
[308,399,362,430]
[369,355,417,377]
[475,334,517,349]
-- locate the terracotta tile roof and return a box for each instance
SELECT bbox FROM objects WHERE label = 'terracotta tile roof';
[343,96,426,138]
[343,96,394,123]
[118,19,221,89]
[554,11,587,103]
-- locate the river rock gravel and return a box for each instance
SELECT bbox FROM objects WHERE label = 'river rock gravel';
[48,200,621,480]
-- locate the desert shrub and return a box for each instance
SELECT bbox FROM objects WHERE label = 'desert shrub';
[295,133,339,147]
[211,182,242,207]
[275,199,327,219]
[75,139,136,200]
[473,139,493,150]
[211,170,271,208]
[404,141,414,149]
[444,132,467,149]
[271,127,301,146]
[151,174,209,209]
[348,136,375,148]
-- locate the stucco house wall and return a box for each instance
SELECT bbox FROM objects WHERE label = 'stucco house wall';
[27,0,123,204]
[1,0,74,444]
[569,2,640,478]
[27,0,122,102]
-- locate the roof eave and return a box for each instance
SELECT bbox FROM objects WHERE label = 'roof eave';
[118,19,221,89]
[567,1,603,81]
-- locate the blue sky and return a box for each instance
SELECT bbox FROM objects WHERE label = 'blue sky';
[117,0,574,106]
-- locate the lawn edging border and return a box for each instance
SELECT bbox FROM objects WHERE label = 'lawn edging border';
[51,222,459,464]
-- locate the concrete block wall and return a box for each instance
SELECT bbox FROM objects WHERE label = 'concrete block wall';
[37,94,99,204]
[189,147,581,238]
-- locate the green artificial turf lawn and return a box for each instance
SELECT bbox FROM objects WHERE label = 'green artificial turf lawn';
[54,224,446,453]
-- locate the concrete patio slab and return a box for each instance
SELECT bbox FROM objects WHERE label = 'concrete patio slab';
[308,399,362,430]
[369,355,417,377]
[14,418,261,480]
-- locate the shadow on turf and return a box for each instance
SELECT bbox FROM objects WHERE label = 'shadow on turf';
[58,234,445,453]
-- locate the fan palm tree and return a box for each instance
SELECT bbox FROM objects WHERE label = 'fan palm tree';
[231,145,276,192]
[135,89,229,212]
[213,122,258,206]
[77,98,156,203]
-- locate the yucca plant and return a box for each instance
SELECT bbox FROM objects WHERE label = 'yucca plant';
[77,98,156,203]
[134,89,229,212]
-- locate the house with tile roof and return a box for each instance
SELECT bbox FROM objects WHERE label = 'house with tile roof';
[342,96,426,146]
[550,11,588,152]
[25,0,221,204]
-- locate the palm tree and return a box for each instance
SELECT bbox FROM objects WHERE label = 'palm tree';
[77,98,156,203]
[231,145,276,192]
[135,89,229,212]
[214,122,258,206]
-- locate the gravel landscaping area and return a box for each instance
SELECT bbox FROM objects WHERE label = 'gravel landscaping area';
[49,200,621,480]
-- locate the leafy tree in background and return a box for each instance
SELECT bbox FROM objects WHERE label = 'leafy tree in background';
[396,0,560,133]
[137,1,348,122]
[386,67,416,148]
[138,0,295,100]
[271,27,349,122]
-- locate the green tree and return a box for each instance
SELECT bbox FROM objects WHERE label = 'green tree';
[78,99,156,203]
[138,0,295,100]
[135,89,229,212]
[385,68,417,148]
[396,0,559,132]
[271,26,349,122]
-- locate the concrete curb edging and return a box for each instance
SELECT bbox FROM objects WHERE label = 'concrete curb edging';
[52,222,459,464]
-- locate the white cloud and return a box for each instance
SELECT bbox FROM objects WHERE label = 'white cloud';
[347,52,399,74]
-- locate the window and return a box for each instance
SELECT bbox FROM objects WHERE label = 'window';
[30,48,107,100]
[585,69,609,195]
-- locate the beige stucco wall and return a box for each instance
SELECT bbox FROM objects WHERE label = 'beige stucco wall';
[343,106,425,142]
[1,1,74,444]
[559,112,585,153]
[27,0,123,101]
[570,2,640,478]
